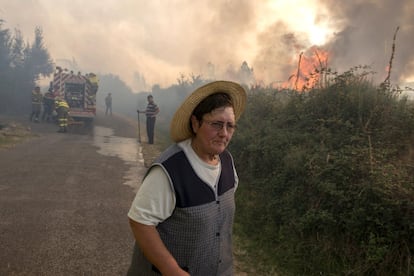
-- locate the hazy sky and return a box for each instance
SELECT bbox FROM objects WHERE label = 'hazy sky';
[1,0,413,91]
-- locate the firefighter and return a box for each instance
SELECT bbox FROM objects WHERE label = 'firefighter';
[41,85,55,122]
[86,72,99,90]
[55,98,70,133]
[30,86,43,122]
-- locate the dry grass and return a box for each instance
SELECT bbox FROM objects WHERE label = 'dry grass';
[0,118,34,149]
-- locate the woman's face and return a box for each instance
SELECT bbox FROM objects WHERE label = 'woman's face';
[191,106,236,156]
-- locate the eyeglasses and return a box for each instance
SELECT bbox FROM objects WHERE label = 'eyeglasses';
[202,120,237,133]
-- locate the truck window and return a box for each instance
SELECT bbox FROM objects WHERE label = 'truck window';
[65,83,85,108]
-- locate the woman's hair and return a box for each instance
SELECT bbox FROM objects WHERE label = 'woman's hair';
[192,92,233,121]
[189,92,233,134]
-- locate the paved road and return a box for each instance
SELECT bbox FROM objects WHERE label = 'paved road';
[0,112,143,275]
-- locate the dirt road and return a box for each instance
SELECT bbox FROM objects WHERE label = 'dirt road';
[0,112,145,275]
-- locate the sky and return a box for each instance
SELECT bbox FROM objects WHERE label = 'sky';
[1,0,413,92]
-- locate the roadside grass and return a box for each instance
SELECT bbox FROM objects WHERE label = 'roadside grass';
[233,228,280,276]
[0,119,34,149]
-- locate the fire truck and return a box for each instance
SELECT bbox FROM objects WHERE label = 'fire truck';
[51,67,98,123]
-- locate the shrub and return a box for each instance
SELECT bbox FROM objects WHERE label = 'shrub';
[231,68,414,275]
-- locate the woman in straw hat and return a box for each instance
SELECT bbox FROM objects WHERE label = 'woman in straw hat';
[127,81,246,276]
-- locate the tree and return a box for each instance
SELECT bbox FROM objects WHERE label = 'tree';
[10,28,25,70]
[0,20,12,80]
[0,24,54,114]
[0,20,14,112]
[238,61,254,86]
[24,26,54,82]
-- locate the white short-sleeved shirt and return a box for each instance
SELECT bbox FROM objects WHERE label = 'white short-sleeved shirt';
[128,139,238,226]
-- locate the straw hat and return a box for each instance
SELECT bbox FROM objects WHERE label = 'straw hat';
[170,80,247,142]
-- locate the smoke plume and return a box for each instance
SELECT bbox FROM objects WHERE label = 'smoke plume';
[1,0,413,91]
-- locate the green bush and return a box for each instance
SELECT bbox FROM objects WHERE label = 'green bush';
[231,68,414,275]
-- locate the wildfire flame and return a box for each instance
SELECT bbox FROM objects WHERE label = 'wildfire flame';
[282,46,329,91]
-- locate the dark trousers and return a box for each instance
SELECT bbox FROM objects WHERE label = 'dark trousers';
[42,105,53,122]
[146,116,156,144]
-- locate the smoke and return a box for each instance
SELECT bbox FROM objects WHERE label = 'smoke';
[251,0,414,86]
[1,0,413,91]
[0,0,262,90]
[320,0,414,83]
[187,1,258,79]
[253,21,311,85]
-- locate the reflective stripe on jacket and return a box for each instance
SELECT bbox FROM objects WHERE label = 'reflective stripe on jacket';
[55,100,69,109]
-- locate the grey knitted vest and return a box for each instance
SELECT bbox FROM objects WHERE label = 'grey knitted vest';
[127,144,236,276]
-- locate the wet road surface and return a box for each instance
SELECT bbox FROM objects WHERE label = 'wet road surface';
[0,113,145,275]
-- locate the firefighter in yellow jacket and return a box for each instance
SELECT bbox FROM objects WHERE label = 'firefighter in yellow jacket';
[30,86,43,122]
[55,98,70,133]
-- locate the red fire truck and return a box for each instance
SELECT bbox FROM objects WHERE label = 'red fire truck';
[51,67,98,123]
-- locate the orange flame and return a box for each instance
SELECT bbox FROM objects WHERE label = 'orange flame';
[281,46,329,91]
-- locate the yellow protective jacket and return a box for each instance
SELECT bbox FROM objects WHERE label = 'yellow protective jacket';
[55,100,69,109]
